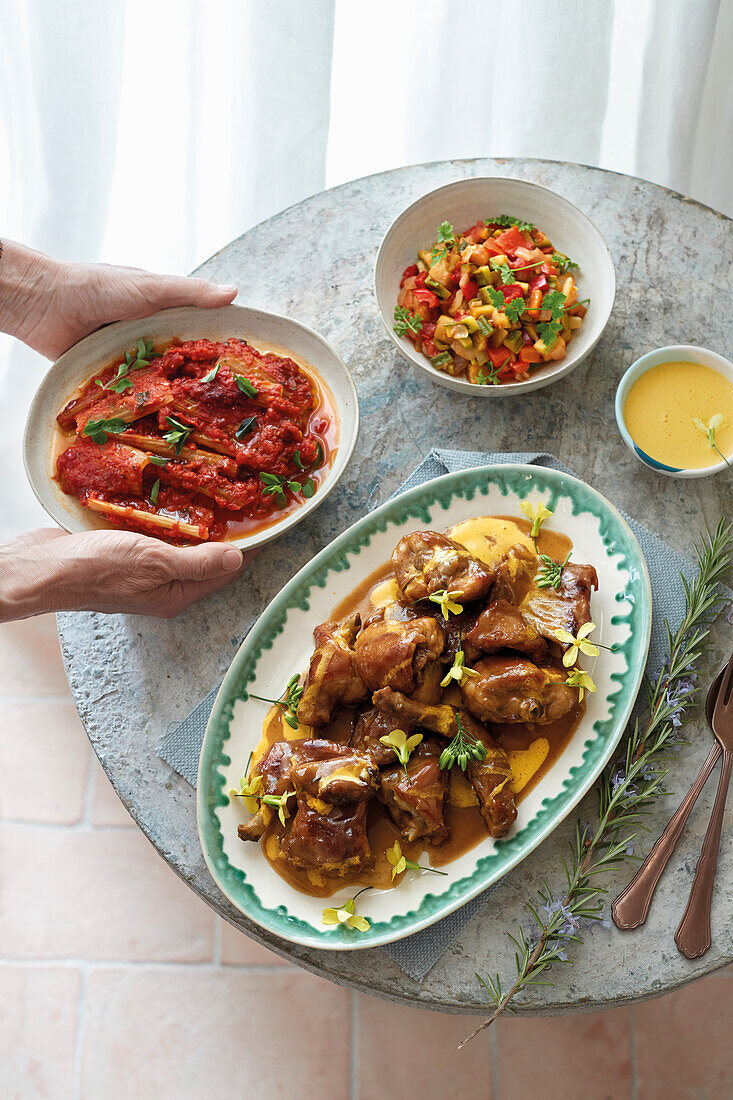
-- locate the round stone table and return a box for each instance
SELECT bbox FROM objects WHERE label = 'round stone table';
[58,159,733,1015]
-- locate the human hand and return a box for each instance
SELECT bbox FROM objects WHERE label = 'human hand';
[0,239,237,359]
[0,528,250,622]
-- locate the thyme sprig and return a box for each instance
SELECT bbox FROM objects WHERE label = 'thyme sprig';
[460,519,733,1048]
[249,673,303,730]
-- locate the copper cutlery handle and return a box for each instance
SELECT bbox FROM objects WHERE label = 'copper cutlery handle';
[675,748,733,959]
[612,742,722,930]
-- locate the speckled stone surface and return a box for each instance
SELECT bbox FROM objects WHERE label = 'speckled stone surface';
[57,159,733,1014]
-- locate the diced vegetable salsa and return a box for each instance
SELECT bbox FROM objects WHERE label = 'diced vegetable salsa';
[55,337,334,543]
[394,216,588,386]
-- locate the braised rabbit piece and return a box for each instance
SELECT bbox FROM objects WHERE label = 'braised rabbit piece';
[354,616,444,693]
[297,615,367,726]
[372,688,516,839]
[461,655,577,725]
[392,530,494,603]
[379,739,450,844]
[235,512,597,900]
[290,740,379,803]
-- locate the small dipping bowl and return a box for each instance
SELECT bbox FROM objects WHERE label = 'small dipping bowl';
[615,344,733,478]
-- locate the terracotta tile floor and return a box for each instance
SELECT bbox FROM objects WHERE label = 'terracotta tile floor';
[3,615,733,1100]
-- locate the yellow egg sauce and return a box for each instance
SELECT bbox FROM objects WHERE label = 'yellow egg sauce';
[623,360,733,469]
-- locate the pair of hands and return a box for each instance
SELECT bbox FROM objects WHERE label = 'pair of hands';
[0,241,247,621]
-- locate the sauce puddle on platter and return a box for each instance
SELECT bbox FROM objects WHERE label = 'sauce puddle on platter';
[624,360,733,468]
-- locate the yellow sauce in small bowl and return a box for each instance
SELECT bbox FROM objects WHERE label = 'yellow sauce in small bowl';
[623,360,733,469]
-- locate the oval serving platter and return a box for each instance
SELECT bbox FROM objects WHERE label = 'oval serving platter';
[197,464,651,950]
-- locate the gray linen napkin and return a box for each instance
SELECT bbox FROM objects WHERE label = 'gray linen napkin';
[158,449,701,979]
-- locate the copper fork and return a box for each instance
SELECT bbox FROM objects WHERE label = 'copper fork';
[675,656,733,958]
[612,663,727,932]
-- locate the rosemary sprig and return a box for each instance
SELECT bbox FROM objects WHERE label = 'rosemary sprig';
[460,518,733,1047]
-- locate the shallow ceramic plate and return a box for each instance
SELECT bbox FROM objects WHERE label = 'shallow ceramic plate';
[23,304,359,551]
[198,464,651,949]
[374,177,615,396]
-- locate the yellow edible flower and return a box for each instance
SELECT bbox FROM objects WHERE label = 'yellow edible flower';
[555,622,600,667]
[322,891,371,932]
[379,729,423,769]
[440,650,479,688]
[229,772,264,814]
[520,499,553,539]
[428,589,464,617]
[386,840,419,881]
[564,669,597,702]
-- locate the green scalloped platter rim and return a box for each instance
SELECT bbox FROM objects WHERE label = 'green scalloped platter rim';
[197,464,651,950]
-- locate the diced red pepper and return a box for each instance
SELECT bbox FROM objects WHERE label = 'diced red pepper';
[460,277,479,301]
[414,288,439,309]
[528,273,549,294]
[502,283,525,302]
[402,264,419,281]
[415,271,428,288]
[449,267,462,286]
[487,346,515,369]
[494,227,526,254]
[484,237,506,257]
[519,346,542,365]
[464,221,486,243]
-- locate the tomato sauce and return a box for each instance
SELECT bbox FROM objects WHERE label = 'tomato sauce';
[54,337,339,543]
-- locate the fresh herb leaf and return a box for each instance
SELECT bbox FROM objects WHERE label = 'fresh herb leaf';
[492,214,535,233]
[537,319,563,349]
[235,415,258,440]
[490,260,516,286]
[436,221,455,244]
[293,450,306,470]
[82,418,128,445]
[148,455,169,467]
[235,377,258,398]
[202,362,221,383]
[259,471,287,507]
[486,286,506,310]
[162,416,194,455]
[540,289,567,318]
[393,305,423,337]
[477,365,501,386]
[314,441,325,468]
[504,297,527,323]
[149,478,160,505]
[551,251,578,274]
[301,477,316,499]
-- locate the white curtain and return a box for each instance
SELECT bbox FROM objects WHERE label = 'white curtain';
[0,0,730,539]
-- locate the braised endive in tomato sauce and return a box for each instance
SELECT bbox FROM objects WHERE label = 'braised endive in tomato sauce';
[54,337,337,542]
[232,512,602,900]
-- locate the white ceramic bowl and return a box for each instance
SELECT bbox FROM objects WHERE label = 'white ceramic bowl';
[23,304,359,549]
[615,344,733,478]
[374,176,615,396]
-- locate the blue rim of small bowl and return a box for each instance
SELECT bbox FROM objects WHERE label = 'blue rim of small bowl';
[614,344,733,479]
